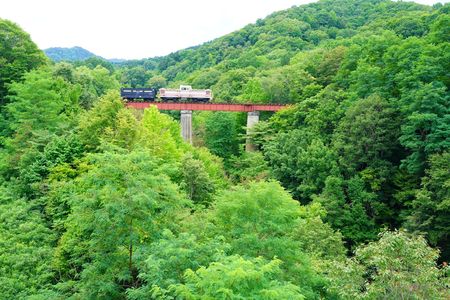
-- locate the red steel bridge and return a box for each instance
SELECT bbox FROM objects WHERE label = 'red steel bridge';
[126,101,288,150]
[126,102,287,112]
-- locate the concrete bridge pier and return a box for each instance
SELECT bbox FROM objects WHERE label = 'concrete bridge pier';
[245,111,260,152]
[180,110,193,144]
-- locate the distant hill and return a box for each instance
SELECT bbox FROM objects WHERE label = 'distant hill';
[44,46,98,62]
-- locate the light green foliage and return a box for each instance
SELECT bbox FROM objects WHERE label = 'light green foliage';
[0,18,47,103]
[428,13,450,43]
[386,12,428,38]
[213,68,254,100]
[300,88,346,138]
[205,181,332,297]
[328,231,449,299]
[357,231,448,299]
[170,255,305,300]
[129,182,344,299]
[137,105,185,161]
[6,67,80,134]
[191,146,229,189]
[210,181,301,249]
[1,67,81,183]
[238,78,270,103]
[78,90,137,151]
[132,180,345,299]
[106,108,139,149]
[291,216,346,260]
[0,185,54,299]
[127,230,230,299]
[54,150,186,298]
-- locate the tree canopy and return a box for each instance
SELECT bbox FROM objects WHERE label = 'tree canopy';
[0,0,449,298]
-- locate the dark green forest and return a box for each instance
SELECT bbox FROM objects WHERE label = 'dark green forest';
[0,0,449,299]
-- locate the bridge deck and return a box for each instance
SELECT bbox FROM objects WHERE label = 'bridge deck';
[126,102,287,112]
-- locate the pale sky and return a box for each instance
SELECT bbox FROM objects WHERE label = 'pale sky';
[1,0,447,59]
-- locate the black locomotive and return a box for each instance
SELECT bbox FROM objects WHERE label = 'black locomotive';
[120,88,157,100]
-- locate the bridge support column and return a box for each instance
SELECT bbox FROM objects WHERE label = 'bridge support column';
[180,110,193,144]
[245,111,260,152]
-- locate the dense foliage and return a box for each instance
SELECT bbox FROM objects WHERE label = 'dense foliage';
[0,0,448,299]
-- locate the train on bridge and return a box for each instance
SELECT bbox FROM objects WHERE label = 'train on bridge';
[121,85,213,103]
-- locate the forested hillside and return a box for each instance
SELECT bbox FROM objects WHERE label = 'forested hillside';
[44,46,98,62]
[0,0,449,299]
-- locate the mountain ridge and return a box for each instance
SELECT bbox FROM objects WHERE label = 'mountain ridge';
[44,46,99,62]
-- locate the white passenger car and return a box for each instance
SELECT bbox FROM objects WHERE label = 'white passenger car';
[159,85,213,102]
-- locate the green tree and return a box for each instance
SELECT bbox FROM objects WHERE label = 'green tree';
[238,78,270,103]
[170,255,305,300]
[53,62,75,83]
[77,90,137,151]
[191,68,221,89]
[76,56,115,72]
[147,75,167,89]
[262,65,315,103]
[6,68,80,135]
[18,134,84,198]
[54,150,186,298]
[0,18,47,105]
[313,176,378,247]
[74,65,120,109]
[399,82,449,175]
[264,129,338,201]
[180,153,215,206]
[0,185,55,298]
[406,152,450,260]
[191,146,229,189]
[202,181,333,298]
[121,66,149,88]
[212,68,254,101]
[204,112,239,159]
[127,231,229,299]
[137,105,185,161]
[290,215,346,260]
[228,151,270,183]
[1,67,81,182]
[333,95,401,175]
[328,231,449,299]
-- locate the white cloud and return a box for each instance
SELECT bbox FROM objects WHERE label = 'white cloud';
[0,0,447,59]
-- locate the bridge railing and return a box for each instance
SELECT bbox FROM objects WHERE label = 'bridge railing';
[126,102,287,112]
